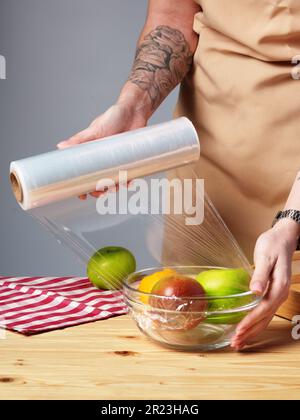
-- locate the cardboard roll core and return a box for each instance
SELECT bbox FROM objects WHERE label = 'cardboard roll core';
[10,171,23,203]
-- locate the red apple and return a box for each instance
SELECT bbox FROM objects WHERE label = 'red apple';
[149,275,207,331]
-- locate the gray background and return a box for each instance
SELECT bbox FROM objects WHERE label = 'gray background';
[0,0,178,276]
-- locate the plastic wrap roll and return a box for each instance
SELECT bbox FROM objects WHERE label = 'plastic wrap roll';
[10,117,252,291]
[10,117,200,210]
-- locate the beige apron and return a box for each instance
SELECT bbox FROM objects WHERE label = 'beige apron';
[166,0,300,264]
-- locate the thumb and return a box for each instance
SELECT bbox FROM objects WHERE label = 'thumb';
[250,254,274,295]
[57,125,102,149]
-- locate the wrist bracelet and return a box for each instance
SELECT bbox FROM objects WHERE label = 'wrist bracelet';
[272,209,300,250]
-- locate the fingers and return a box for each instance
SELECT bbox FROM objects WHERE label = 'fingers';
[232,255,291,349]
[78,181,133,200]
[231,314,274,350]
[250,253,274,295]
[237,261,289,335]
[234,297,274,342]
[273,255,291,299]
[57,126,101,149]
[89,181,132,197]
[79,194,87,200]
[90,190,109,198]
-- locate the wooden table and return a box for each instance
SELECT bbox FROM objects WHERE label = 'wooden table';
[0,315,299,400]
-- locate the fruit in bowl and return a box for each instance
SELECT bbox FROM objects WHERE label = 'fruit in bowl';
[123,266,261,351]
[196,268,252,324]
[148,274,207,331]
[87,246,136,290]
[138,268,177,303]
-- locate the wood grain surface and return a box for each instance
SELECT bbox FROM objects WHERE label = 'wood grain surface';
[0,315,299,400]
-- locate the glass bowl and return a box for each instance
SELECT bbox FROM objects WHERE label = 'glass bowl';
[123,266,261,351]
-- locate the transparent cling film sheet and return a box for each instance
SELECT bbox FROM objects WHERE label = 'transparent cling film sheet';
[10,118,252,291]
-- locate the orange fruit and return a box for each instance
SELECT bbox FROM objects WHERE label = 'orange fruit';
[138,268,177,304]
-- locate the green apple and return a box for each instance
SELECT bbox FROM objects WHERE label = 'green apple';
[196,268,252,324]
[87,246,136,290]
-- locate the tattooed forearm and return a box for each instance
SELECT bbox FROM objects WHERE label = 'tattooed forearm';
[129,25,193,109]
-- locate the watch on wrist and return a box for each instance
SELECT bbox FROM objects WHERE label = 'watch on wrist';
[272,209,300,250]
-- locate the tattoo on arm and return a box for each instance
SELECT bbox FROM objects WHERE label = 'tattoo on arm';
[129,25,193,109]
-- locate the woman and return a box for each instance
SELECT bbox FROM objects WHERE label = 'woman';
[57,0,300,349]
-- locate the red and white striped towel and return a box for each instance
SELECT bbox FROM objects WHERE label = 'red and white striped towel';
[0,276,128,335]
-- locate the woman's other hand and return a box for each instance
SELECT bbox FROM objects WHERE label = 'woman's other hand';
[231,218,299,350]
